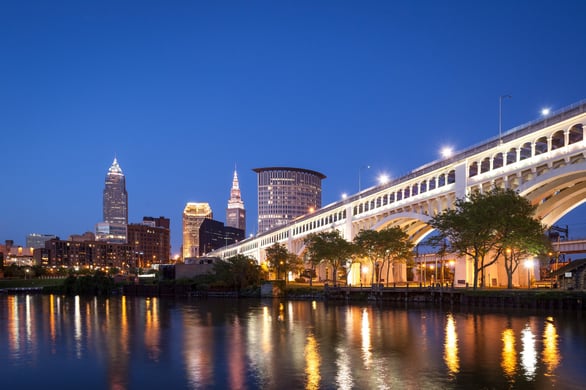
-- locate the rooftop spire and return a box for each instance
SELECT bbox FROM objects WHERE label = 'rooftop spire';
[108,157,123,175]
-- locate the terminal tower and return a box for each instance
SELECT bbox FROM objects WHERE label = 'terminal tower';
[226,169,246,233]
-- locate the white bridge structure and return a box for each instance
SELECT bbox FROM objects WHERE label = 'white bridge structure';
[210,99,586,287]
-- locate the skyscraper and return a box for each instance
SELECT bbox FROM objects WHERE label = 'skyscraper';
[253,167,326,233]
[182,202,213,259]
[96,158,128,243]
[226,169,246,232]
[103,157,128,225]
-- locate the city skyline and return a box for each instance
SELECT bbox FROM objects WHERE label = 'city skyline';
[2,1,586,253]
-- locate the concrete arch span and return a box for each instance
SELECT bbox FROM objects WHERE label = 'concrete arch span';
[369,212,434,245]
[518,161,586,227]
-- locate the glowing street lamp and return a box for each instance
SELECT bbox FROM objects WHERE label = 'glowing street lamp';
[441,146,454,159]
[378,173,390,185]
[362,266,368,286]
[524,258,534,288]
[341,193,348,200]
[541,107,551,116]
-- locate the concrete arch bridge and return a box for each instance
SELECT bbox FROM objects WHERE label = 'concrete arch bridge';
[210,100,586,287]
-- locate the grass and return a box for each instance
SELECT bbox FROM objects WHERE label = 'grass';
[0,278,65,289]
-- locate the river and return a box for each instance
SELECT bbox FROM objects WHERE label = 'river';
[0,294,584,389]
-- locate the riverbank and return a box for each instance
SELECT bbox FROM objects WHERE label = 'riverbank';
[2,278,585,310]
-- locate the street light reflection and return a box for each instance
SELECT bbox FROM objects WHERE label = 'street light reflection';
[304,333,321,390]
[501,328,517,379]
[542,317,560,375]
[361,308,372,368]
[521,325,537,380]
[444,314,459,376]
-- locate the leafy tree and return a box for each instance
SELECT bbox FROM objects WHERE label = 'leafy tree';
[353,227,414,286]
[489,190,550,288]
[430,187,548,289]
[304,230,354,286]
[265,243,289,281]
[213,254,263,291]
[379,227,414,286]
[352,229,380,284]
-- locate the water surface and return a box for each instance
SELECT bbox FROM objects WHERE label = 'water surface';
[1,295,584,389]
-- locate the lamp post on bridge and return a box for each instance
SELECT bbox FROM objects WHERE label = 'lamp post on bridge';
[499,94,511,143]
[358,165,371,192]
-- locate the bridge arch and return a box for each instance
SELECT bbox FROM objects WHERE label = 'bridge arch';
[519,160,586,227]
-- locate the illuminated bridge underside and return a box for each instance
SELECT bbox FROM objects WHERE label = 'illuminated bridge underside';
[210,101,586,264]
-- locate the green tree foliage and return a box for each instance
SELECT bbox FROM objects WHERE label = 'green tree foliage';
[430,188,548,289]
[304,230,354,286]
[352,229,380,284]
[379,227,414,286]
[213,254,264,291]
[265,243,289,281]
[353,227,413,285]
[264,243,304,285]
[489,189,550,288]
[61,271,116,295]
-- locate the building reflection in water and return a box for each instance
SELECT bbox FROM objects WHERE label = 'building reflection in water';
[228,316,245,390]
[0,295,575,389]
[444,313,459,376]
[74,295,82,358]
[144,297,161,362]
[183,306,214,388]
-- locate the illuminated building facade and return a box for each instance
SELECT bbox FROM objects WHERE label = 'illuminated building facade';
[103,157,128,225]
[127,216,171,265]
[26,233,57,249]
[182,202,213,259]
[39,238,134,269]
[97,158,129,243]
[253,167,326,233]
[226,169,246,232]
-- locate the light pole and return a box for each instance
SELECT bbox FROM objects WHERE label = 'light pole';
[499,95,512,143]
[358,165,371,192]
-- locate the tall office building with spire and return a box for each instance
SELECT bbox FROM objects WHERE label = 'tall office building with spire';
[103,157,128,225]
[226,169,246,232]
[96,158,128,243]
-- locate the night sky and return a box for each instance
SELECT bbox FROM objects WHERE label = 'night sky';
[2,1,586,255]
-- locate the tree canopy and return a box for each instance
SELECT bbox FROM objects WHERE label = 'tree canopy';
[429,187,548,289]
[304,230,354,286]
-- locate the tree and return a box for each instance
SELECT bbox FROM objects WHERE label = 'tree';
[430,187,548,289]
[489,189,550,288]
[352,229,380,284]
[213,254,263,292]
[304,230,354,286]
[378,227,414,286]
[265,243,289,281]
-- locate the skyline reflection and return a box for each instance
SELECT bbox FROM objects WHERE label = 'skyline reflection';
[0,295,579,389]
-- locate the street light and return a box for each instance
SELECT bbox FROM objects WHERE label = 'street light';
[524,258,534,288]
[541,107,551,116]
[499,94,512,143]
[358,165,371,192]
[441,146,454,159]
[378,173,390,185]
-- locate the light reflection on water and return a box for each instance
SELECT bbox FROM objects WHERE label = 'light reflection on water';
[0,295,584,389]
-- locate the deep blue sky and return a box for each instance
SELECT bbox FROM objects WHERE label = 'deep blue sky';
[2,1,586,254]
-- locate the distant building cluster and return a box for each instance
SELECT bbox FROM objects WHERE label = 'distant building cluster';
[0,157,327,271]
